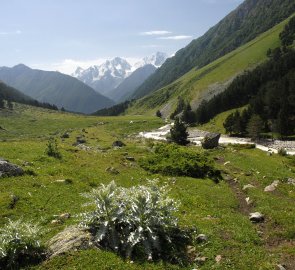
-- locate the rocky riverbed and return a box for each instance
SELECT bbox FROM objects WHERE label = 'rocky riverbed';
[138,124,295,155]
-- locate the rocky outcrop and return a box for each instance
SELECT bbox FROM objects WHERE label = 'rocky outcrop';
[201,133,221,149]
[47,226,96,258]
[0,158,24,177]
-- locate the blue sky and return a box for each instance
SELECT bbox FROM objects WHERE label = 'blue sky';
[0,0,243,74]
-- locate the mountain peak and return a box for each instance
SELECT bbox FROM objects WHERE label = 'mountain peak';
[13,64,30,70]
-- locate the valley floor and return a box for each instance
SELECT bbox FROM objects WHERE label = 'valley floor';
[0,105,294,270]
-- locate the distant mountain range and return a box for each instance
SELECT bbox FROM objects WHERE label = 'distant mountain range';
[72,52,168,101]
[0,64,114,114]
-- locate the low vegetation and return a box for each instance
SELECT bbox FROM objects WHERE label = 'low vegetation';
[79,180,194,265]
[0,219,45,269]
[139,144,221,181]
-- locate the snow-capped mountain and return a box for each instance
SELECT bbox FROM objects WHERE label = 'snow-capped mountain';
[133,52,168,70]
[72,52,168,98]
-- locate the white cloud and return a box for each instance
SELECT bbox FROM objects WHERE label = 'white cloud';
[158,35,193,40]
[140,30,172,36]
[0,30,22,36]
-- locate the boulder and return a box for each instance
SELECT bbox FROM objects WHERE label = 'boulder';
[196,234,208,243]
[201,133,220,149]
[0,158,24,177]
[112,141,126,148]
[126,156,135,161]
[47,226,96,258]
[105,167,119,175]
[287,178,295,186]
[61,133,70,139]
[243,184,255,190]
[76,138,86,144]
[264,180,280,192]
[249,212,264,223]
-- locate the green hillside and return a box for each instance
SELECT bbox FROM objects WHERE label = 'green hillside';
[132,0,295,100]
[0,104,294,269]
[128,16,291,116]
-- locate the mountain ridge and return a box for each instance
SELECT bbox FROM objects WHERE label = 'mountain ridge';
[131,0,295,100]
[0,64,114,114]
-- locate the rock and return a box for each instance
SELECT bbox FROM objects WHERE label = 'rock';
[245,197,253,205]
[61,133,70,139]
[243,184,255,190]
[287,178,295,186]
[76,138,86,144]
[224,161,231,166]
[0,158,24,178]
[201,133,221,149]
[51,219,62,225]
[264,180,280,192]
[215,255,222,263]
[105,167,119,175]
[277,264,287,270]
[126,157,135,161]
[112,141,126,148]
[249,212,264,223]
[47,226,96,258]
[196,234,208,243]
[59,213,71,220]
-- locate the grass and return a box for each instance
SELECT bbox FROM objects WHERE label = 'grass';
[0,104,294,269]
[127,15,292,116]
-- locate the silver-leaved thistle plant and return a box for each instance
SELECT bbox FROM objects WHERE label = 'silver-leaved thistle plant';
[79,179,180,261]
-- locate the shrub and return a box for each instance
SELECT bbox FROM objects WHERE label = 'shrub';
[79,180,194,264]
[139,144,221,181]
[45,137,62,159]
[0,219,45,269]
[278,148,288,156]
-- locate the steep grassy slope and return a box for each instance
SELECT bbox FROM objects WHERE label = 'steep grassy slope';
[128,17,290,117]
[0,64,114,114]
[0,104,294,269]
[132,0,295,99]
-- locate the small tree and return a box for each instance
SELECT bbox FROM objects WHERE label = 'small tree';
[156,110,162,118]
[7,100,13,110]
[246,114,264,140]
[0,98,4,109]
[45,138,62,159]
[181,103,195,124]
[169,118,189,145]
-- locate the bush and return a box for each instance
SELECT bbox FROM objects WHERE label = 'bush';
[139,144,221,181]
[45,137,62,159]
[79,180,194,264]
[278,148,288,156]
[0,219,45,269]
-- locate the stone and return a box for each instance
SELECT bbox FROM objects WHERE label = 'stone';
[287,178,295,186]
[277,264,287,270]
[76,138,86,144]
[224,161,231,166]
[196,234,208,243]
[51,219,62,225]
[61,133,70,139]
[243,184,255,190]
[112,141,126,148]
[264,180,280,192]
[215,255,222,263]
[249,212,264,223]
[59,213,71,220]
[201,133,221,149]
[0,158,24,178]
[47,226,96,258]
[105,167,119,175]
[126,156,135,161]
[245,197,253,205]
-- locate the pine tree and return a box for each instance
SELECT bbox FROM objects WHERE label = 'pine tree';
[169,118,189,145]
[246,115,264,140]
